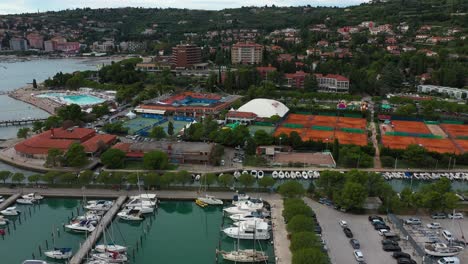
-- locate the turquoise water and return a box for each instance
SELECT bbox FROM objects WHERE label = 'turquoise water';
[37,93,105,106]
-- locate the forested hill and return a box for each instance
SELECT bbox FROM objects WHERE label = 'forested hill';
[1,0,466,42]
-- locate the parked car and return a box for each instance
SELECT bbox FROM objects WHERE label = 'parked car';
[371,219,385,226]
[382,239,399,246]
[437,257,460,264]
[353,250,364,261]
[397,258,417,264]
[382,244,402,252]
[349,239,360,249]
[404,218,421,225]
[392,252,411,259]
[368,215,383,222]
[314,226,322,235]
[378,229,390,236]
[374,224,390,230]
[343,227,353,238]
[339,220,348,228]
[431,212,447,219]
[442,230,454,241]
[427,222,441,229]
[448,213,463,219]
[383,232,400,241]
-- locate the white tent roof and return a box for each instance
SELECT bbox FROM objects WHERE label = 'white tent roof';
[126,111,137,118]
[237,99,289,118]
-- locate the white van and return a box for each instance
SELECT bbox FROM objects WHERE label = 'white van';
[442,230,454,241]
[438,257,460,264]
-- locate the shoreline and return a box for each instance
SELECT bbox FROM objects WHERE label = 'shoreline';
[8,85,57,115]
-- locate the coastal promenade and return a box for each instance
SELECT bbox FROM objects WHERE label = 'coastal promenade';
[0,193,21,210]
[0,188,292,264]
[8,86,58,115]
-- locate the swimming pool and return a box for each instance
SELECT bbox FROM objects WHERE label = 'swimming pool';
[37,93,105,106]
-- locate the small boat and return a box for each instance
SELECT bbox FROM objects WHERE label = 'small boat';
[16,198,36,205]
[65,220,96,233]
[284,172,290,179]
[307,170,314,178]
[250,170,258,178]
[290,171,296,179]
[1,207,20,216]
[91,252,128,263]
[295,171,301,179]
[195,199,208,208]
[424,243,460,257]
[195,174,201,181]
[22,261,48,264]
[278,171,284,179]
[229,211,269,222]
[44,247,72,260]
[95,244,127,253]
[74,210,103,222]
[217,249,269,263]
[234,171,241,179]
[223,200,264,215]
[302,171,308,179]
[223,221,270,240]
[85,200,113,211]
[197,195,223,205]
[0,216,9,225]
[0,196,5,203]
[257,170,264,179]
[22,193,44,200]
[242,170,248,175]
[232,193,250,205]
[117,208,144,221]
[272,171,278,179]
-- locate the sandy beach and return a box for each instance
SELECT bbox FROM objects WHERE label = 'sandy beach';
[8,85,60,114]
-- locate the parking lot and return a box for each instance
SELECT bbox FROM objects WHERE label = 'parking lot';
[402,214,468,263]
[304,198,420,264]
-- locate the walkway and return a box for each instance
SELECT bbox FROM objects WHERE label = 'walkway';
[270,199,292,264]
[0,193,21,210]
[69,195,127,264]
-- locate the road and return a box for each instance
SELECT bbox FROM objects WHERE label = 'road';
[304,197,405,264]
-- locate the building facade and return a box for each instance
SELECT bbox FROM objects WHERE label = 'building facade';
[9,38,28,51]
[417,85,467,99]
[26,33,44,49]
[314,73,350,93]
[285,71,308,89]
[231,43,263,64]
[171,44,202,69]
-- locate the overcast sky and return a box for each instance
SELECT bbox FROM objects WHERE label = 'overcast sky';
[0,0,369,15]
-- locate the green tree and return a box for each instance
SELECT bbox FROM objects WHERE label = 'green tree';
[287,215,315,233]
[46,148,63,167]
[78,170,94,185]
[100,148,126,169]
[11,173,25,184]
[304,75,318,92]
[200,173,217,188]
[160,172,174,187]
[28,174,41,185]
[143,172,160,187]
[64,143,88,167]
[175,170,192,186]
[244,137,257,155]
[57,104,83,122]
[315,170,345,198]
[292,248,328,264]
[126,173,139,185]
[258,176,275,189]
[238,173,255,188]
[253,130,273,145]
[91,104,110,118]
[283,199,314,221]
[32,121,43,132]
[290,232,320,252]
[17,127,30,138]
[332,138,340,162]
[143,150,169,170]
[217,173,234,187]
[167,121,174,136]
[336,181,368,210]
[150,126,167,139]
[58,172,76,184]
[42,171,59,184]
[278,181,305,198]
[0,171,11,184]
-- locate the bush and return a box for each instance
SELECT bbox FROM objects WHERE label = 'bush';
[283,199,314,222]
[290,232,320,252]
[292,248,328,264]
[278,181,305,198]
[287,215,315,233]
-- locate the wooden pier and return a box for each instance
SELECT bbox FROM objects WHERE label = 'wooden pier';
[69,195,127,264]
[0,118,48,127]
[0,193,21,211]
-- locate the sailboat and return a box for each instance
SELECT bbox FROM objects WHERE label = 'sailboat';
[197,174,223,205]
[95,222,127,253]
[124,174,156,214]
[90,251,128,263]
[44,248,72,260]
[117,208,144,221]
[65,220,96,233]
[22,193,44,200]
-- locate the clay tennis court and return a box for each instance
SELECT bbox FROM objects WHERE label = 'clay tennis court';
[454,140,468,153]
[440,124,468,138]
[426,124,447,138]
[310,115,338,127]
[335,131,368,146]
[382,135,460,154]
[391,120,431,134]
[284,113,314,126]
[303,130,334,142]
[274,127,305,138]
[336,117,367,130]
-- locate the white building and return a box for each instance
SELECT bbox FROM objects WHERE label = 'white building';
[237,99,289,118]
[417,85,467,99]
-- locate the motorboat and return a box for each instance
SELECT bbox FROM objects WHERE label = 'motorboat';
[44,247,72,260]
[74,210,103,222]
[85,200,113,211]
[0,216,9,225]
[1,207,20,216]
[65,220,96,233]
[295,171,301,179]
[223,200,264,215]
[290,171,296,179]
[302,171,308,179]
[232,193,250,205]
[242,170,248,175]
[250,170,258,178]
[22,261,48,264]
[22,193,44,200]
[16,198,36,205]
[233,218,270,228]
[117,208,144,221]
[234,171,241,179]
[272,171,278,179]
[217,249,269,262]
[95,244,127,253]
[307,170,314,178]
[223,221,270,240]
[197,195,223,205]
[284,171,290,179]
[257,170,264,179]
[129,194,157,205]
[278,171,284,179]
[91,252,128,263]
[0,196,5,203]
[229,211,269,222]
[195,174,201,181]
[424,243,460,257]
[125,204,154,214]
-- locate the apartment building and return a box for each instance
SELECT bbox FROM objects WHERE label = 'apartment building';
[171,44,202,69]
[314,73,350,93]
[231,42,263,64]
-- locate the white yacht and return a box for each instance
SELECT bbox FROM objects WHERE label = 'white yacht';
[91,252,128,263]
[278,171,285,179]
[218,249,269,263]
[233,218,270,228]
[223,200,264,215]
[64,220,96,233]
[197,195,223,205]
[95,243,127,253]
[223,221,270,240]
[85,200,113,211]
[272,171,278,179]
[232,193,250,205]
[117,208,144,221]
[0,216,9,225]
[74,210,103,222]
[16,198,36,205]
[22,193,44,200]
[1,206,20,216]
[129,194,157,205]
[229,211,268,222]
[257,170,264,179]
[0,196,5,203]
[44,248,72,260]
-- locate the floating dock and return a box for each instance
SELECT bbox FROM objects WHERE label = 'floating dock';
[0,193,21,211]
[69,195,127,264]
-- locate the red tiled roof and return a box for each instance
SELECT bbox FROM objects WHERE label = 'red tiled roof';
[112,143,144,158]
[14,133,76,155]
[256,66,277,72]
[232,42,263,48]
[285,71,308,78]
[226,111,258,119]
[314,73,349,82]
[49,127,95,141]
[82,134,117,153]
